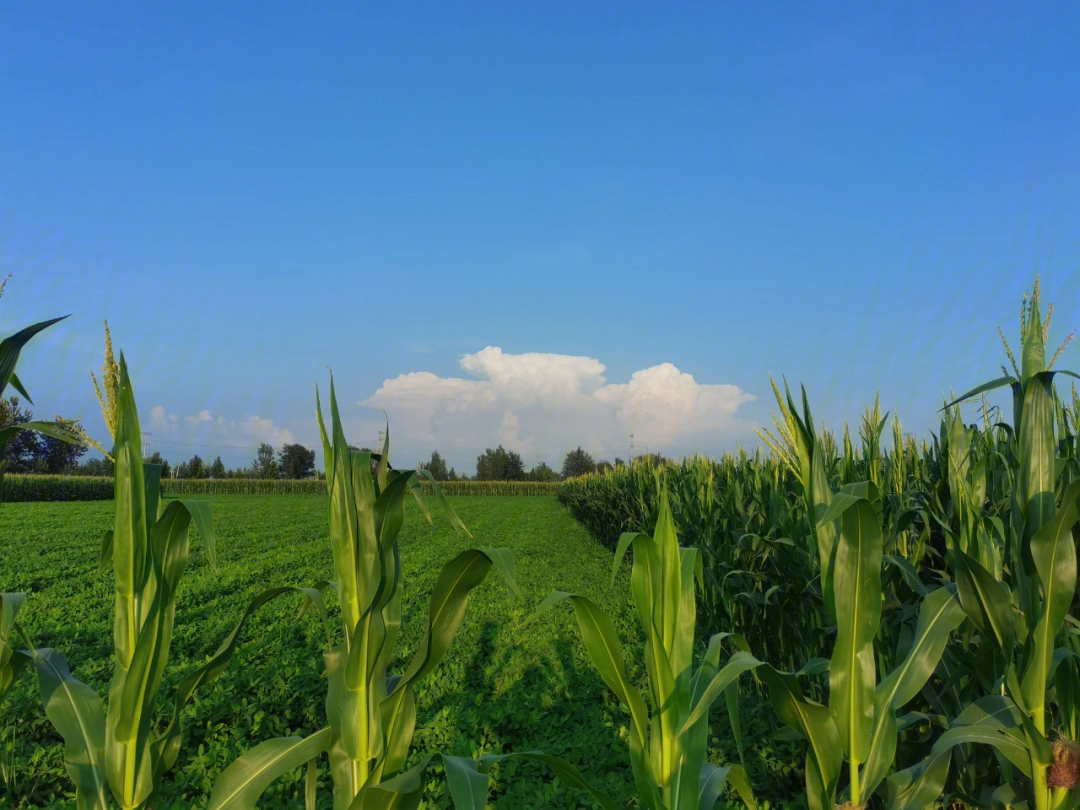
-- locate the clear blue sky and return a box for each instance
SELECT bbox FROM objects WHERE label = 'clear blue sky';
[3,2,1079,472]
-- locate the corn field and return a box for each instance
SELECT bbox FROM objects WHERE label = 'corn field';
[7,279,1080,808]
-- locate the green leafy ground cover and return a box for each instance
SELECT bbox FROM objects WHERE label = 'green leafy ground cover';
[0,495,795,808]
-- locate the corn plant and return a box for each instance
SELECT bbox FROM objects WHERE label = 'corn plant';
[759,481,966,810]
[23,355,272,809]
[204,375,521,810]
[469,487,762,810]
[923,280,1080,809]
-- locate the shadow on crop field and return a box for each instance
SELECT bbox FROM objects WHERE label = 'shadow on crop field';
[411,619,635,809]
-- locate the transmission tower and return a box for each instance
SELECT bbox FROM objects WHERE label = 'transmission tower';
[141,432,151,458]
[629,433,635,463]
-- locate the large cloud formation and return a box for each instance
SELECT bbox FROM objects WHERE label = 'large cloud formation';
[362,347,756,468]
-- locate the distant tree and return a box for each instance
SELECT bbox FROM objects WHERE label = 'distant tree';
[595,460,613,475]
[279,443,316,479]
[447,467,458,481]
[208,455,226,478]
[527,461,559,483]
[71,457,114,477]
[0,396,40,473]
[420,450,449,481]
[40,416,89,473]
[614,458,625,468]
[561,446,596,478]
[144,451,172,479]
[253,443,277,478]
[476,445,525,481]
[181,454,206,479]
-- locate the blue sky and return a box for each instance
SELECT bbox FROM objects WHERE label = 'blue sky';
[3,2,1079,472]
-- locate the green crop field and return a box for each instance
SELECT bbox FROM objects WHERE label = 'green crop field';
[0,495,769,809]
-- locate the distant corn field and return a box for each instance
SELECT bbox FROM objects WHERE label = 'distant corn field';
[3,474,560,501]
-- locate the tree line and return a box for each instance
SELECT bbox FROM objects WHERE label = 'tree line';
[419,445,641,482]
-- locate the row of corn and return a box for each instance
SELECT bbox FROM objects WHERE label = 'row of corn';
[1,475,561,501]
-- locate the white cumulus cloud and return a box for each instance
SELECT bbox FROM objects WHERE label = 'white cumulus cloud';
[361,347,755,469]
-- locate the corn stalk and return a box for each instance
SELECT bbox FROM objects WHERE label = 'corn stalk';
[25,355,285,809]
[475,487,762,810]
[760,481,966,810]
[205,375,521,810]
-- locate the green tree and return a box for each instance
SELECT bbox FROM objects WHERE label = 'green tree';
[143,451,171,479]
[278,443,315,479]
[252,442,277,478]
[180,454,206,479]
[40,416,89,473]
[476,445,525,481]
[561,446,595,478]
[0,396,40,473]
[421,450,449,481]
[208,455,226,478]
[528,461,559,482]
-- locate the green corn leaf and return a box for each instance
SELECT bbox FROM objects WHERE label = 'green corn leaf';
[612,531,645,586]
[412,467,472,537]
[207,727,331,810]
[111,356,147,670]
[1019,372,1058,545]
[951,548,1015,652]
[883,554,928,597]
[397,548,519,689]
[885,750,952,810]
[315,384,333,491]
[829,493,882,774]
[678,651,763,736]
[0,315,68,397]
[931,724,1031,776]
[31,648,109,810]
[8,369,31,402]
[97,530,114,575]
[759,665,841,810]
[942,375,1018,410]
[724,763,758,810]
[349,754,432,810]
[306,758,318,810]
[440,755,490,808]
[861,586,966,798]
[1020,478,1080,712]
[0,593,29,705]
[989,782,1027,810]
[697,762,732,810]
